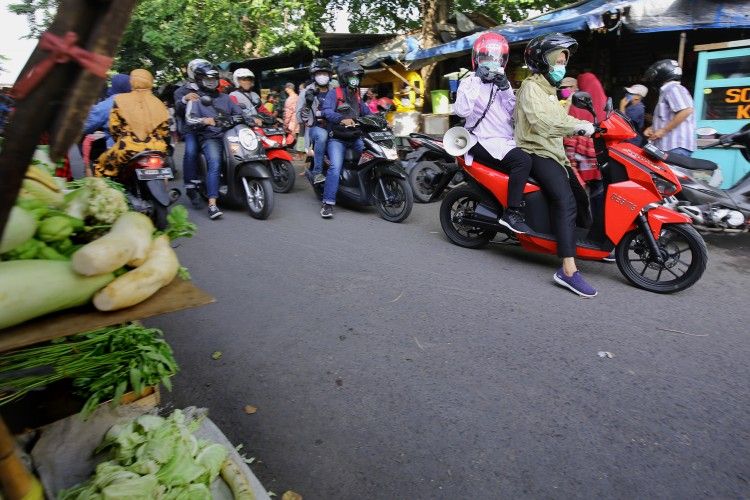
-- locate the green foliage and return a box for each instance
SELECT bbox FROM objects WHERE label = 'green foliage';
[323,0,574,34]
[7,0,324,80]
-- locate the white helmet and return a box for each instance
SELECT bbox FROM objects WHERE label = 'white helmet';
[233,68,256,87]
[187,58,209,81]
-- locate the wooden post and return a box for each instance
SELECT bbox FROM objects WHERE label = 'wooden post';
[0,0,136,237]
[677,32,687,67]
[50,0,138,160]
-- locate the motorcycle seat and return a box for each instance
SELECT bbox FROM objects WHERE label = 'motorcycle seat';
[665,153,718,171]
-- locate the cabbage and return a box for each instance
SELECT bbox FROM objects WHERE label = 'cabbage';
[61,410,231,498]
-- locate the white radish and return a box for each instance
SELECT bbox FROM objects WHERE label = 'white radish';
[72,212,154,275]
[92,235,179,311]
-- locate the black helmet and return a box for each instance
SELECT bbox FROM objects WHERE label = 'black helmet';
[524,33,578,76]
[337,60,364,88]
[310,58,333,76]
[643,59,683,88]
[193,63,220,93]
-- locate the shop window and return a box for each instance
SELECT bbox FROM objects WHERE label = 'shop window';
[706,55,750,81]
[701,85,750,120]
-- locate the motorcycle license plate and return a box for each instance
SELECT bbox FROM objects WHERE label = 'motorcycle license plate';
[264,128,285,136]
[370,131,394,141]
[135,167,173,180]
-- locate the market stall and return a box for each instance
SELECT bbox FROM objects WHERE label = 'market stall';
[0,2,272,498]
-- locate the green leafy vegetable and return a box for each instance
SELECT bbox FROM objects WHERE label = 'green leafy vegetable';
[162,205,197,240]
[0,323,178,416]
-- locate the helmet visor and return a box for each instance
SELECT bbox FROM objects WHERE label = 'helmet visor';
[475,50,508,71]
[201,77,219,90]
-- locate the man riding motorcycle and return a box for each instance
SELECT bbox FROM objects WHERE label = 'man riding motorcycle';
[186,63,244,220]
[229,68,268,125]
[174,58,209,209]
[319,60,372,218]
[296,58,334,186]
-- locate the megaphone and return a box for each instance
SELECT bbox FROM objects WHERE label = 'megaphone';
[443,127,477,157]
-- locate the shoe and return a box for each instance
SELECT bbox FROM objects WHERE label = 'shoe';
[313,174,326,185]
[186,187,204,209]
[553,268,598,298]
[208,204,223,220]
[498,208,532,234]
[602,251,615,263]
[320,203,333,219]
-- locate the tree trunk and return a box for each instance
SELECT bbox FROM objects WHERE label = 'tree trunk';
[419,0,450,112]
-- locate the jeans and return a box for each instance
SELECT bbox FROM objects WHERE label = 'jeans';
[530,155,578,258]
[200,138,223,200]
[469,144,532,208]
[309,125,328,175]
[183,132,199,185]
[323,137,363,205]
[668,147,693,157]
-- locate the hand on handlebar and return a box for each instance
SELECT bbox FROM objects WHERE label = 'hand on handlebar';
[185,93,200,102]
[577,122,596,137]
[341,118,356,127]
[202,117,216,126]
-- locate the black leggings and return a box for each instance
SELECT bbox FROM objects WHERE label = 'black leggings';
[469,144,532,208]
[529,155,577,258]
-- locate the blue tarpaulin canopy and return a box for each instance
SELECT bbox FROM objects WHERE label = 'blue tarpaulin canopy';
[404,0,750,68]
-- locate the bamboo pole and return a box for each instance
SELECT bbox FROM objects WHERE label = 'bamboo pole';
[0,416,42,499]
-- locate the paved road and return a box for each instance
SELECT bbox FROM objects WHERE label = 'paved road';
[148,161,750,499]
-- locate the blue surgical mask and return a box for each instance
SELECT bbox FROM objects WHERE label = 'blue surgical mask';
[548,64,566,84]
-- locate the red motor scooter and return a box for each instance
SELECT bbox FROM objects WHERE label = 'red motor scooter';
[439,91,708,293]
[254,114,296,193]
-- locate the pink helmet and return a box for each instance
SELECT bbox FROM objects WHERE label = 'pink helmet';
[472,32,510,71]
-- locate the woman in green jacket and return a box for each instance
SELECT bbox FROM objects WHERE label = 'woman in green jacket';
[514,33,598,297]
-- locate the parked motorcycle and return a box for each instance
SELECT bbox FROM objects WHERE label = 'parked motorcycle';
[114,150,179,230]
[661,124,750,233]
[404,132,463,203]
[439,91,707,293]
[250,112,296,193]
[188,96,274,219]
[305,115,414,223]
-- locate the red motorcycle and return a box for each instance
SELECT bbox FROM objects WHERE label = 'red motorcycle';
[439,92,708,293]
[254,114,296,193]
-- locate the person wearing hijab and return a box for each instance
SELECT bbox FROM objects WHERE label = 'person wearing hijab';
[94,69,169,177]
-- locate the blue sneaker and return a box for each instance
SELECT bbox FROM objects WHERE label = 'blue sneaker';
[553,268,598,297]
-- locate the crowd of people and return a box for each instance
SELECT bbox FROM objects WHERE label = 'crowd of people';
[74,34,698,297]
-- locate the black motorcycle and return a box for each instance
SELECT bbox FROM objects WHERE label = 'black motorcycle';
[305,115,414,223]
[115,150,179,230]
[189,96,275,219]
[404,132,463,203]
[662,124,750,233]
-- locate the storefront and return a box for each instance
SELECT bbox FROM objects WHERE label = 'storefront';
[691,41,750,188]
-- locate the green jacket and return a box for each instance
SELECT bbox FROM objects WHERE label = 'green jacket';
[513,74,588,168]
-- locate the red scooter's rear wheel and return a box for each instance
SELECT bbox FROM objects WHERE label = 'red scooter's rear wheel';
[439,186,497,248]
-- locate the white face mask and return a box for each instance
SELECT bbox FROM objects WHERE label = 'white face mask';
[314,74,330,86]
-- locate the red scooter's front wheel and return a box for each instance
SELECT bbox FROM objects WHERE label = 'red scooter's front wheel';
[615,223,707,293]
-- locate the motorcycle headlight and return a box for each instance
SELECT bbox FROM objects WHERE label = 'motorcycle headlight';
[382,146,399,160]
[651,173,678,196]
[238,129,259,151]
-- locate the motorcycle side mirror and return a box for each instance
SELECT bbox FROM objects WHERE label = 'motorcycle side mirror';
[571,91,594,113]
[200,95,214,106]
[696,127,718,138]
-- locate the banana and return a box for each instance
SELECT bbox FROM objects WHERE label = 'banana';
[24,164,61,192]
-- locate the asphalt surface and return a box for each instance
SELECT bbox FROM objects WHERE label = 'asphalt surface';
[147,156,750,499]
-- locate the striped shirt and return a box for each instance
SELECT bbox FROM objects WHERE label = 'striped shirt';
[652,81,696,152]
